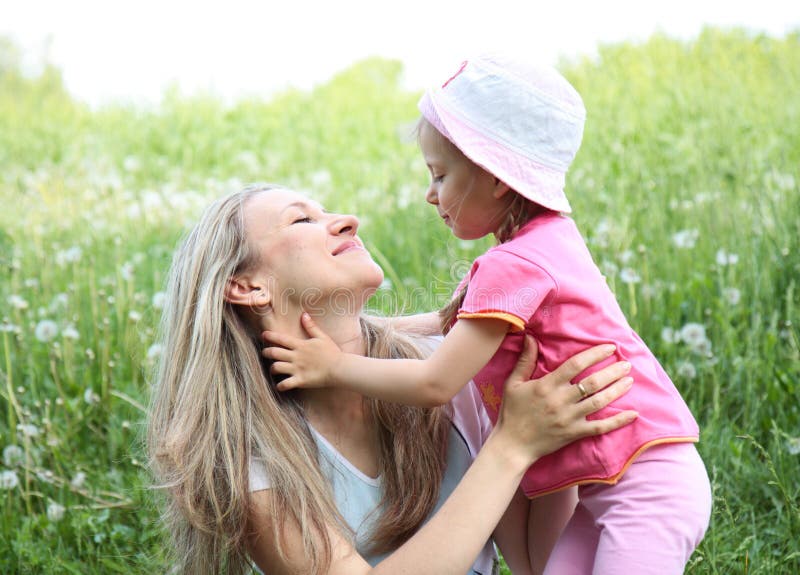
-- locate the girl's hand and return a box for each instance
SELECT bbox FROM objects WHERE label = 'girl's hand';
[494,336,637,466]
[261,313,343,391]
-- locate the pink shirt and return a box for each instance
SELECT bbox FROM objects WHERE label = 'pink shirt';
[457,212,699,497]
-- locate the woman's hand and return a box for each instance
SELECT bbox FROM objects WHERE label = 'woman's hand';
[261,313,343,391]
[493,336,637,467]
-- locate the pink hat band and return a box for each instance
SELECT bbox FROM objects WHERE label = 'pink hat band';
[418,55,586,213]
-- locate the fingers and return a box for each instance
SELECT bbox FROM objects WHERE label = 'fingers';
[300,312,329,339]
[262,346,293,362]
[274,375,299,391]
[301,312,339,342]
[261,330,301,349]
[574,360,632,400]
[580,408,638,437]
[549,344,617,382]
[269,362,299,391]
[575,376,634,418]
[507,336,538,383]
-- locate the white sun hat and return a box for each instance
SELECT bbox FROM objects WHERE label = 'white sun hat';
[418,53,586,213]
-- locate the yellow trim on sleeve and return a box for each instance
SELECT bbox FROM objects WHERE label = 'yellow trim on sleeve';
[457,311,526,332]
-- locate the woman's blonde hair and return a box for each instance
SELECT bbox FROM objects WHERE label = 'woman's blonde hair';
[147,184,451,574]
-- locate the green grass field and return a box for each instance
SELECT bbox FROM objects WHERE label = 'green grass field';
[1,28,798,573]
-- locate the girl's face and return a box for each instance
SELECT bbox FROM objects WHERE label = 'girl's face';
[243,189,384,312]
[419,122,511,240]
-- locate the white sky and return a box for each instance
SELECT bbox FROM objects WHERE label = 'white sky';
[2,0,798,107]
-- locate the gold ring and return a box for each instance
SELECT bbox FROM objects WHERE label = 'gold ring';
[576,382,589,399]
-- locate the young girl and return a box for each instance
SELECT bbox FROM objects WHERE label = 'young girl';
[263,54,712,574]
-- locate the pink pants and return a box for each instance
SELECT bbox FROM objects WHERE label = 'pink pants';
[543,443,712,575]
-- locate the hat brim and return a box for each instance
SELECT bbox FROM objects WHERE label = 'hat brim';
[420,92,573,214]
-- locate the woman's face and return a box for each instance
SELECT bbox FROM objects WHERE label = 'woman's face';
[243,189,384,314]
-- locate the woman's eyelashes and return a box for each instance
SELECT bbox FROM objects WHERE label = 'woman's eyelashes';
[290,205,330,225]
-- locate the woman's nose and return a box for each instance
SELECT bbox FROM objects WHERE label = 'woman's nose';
[329,213,359,236]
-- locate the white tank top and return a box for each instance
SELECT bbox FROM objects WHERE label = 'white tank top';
[250,383,497,574]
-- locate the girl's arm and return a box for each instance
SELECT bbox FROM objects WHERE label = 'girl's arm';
[248,338,637,574]
[263,313,509,407]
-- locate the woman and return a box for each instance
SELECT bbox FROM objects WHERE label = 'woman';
[147,184,637,574]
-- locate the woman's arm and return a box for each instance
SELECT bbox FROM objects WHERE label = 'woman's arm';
[264,313,508,407]
[248,338,637,574]
[248,422,538,575]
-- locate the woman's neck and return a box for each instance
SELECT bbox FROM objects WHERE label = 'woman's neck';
[262,308,371,429]
[290,312,379,477]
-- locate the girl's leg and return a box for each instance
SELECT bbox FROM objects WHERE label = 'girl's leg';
[582,443,712,575]
[541,501,600,575]
[528,487,578,574]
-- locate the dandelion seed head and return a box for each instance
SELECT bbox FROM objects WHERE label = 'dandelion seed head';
[84,387,100,405]
[34,319,59,342]
[600,260,619,277]
[8,295,29,310]
[3,445,23,467]
[0,470,19,490]
[690,338,713,357]
[62,325,80,340]
[46,501,66,522]
[123,155,141,172]
[120,262,135,281]
[787,437,800,456]
[619,268,641,284]
[17,423,40,437]
[55,246,83,267]
[0,321,21,334]
[679,323,707,346]
[310,169,332,188]
[672,229,699,249]
[151,291,166,310]
[146,343,163,362]
[36,469,55,483]
[722,287,741,306]
[715,249,739,266]
[71,471,87,488]
[676,361,697,380]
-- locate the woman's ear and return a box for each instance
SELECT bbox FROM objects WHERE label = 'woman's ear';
[493,178,512,199]
[225,277,271,308]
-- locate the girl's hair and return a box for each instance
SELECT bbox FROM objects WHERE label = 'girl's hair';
[417,119,544,333]
[147,184,451,574]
